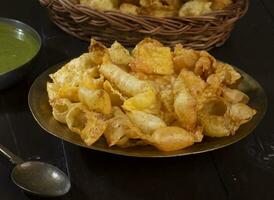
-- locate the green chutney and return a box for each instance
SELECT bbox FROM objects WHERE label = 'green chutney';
[0,22,39,74]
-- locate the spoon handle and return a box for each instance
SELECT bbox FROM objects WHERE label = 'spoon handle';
[0,144,24,164]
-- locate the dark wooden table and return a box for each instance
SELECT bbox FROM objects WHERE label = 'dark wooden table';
[1,0,274,199]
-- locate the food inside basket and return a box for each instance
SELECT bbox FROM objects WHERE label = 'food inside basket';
[79,0,233,17]
[47,38,256,152]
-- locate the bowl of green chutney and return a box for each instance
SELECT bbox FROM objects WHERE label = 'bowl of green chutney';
[0,18,41,90]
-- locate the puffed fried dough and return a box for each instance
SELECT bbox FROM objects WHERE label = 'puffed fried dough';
[140,0,181,10]
[127,110,167,134]
[198,98,234,137]
[104,107,142,146]
[79,67,104,90]
[108,41,133,66]
[222,87,249,104]
[52,98,72,124]
[173,75,198,131]
[88,39,108,65]
[228,103,256,125]
[123,89,160,115]
[103,80,126,106]
[173,44,199,72]
[78,87,112,115]
[147,126,195,152]
[199,112,235,137]
[130,38,174,75]
[65,103,89,135]
[80,0,119,11]
[57,85,79,102]
[99,62,154,96]
[80,111,107,146]
[178,69,206,96]
[50,53,95,86]
[119,3,141,15]
[207,62,241,86]
[179,0,212,17]
[194,50,216,79]
[47,82,59,105]
[65,103,107,145]
[211,0,232,10]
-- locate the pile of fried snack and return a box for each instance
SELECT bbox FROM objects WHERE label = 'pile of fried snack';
[79,0,233,17]
[47,38,256,152]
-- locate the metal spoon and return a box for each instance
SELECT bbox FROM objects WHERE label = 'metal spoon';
[0,144,71,197]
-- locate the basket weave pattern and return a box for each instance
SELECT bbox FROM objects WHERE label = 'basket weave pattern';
[40,0,249,50]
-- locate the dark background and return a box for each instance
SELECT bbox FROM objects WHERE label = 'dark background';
[1,0,274,199]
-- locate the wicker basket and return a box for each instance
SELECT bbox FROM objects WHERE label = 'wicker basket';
[39,0,249,50]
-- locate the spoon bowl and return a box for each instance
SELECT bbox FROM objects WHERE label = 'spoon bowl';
[11,161,71,197]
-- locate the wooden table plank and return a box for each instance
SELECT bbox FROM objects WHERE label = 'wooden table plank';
[64,146,227,200]
[261,0,274,19]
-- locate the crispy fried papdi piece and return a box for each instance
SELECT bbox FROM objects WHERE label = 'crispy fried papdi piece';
[56,85,79,102]
[130,38,174,75]
[65,103,107,145]
[199,112,235,137]
[78,87,112,115]
[198,97,256,137]
[99,62,154,96]
[103,80,126,106]
[228,103,256,126]
[47,82,60,105]
[179,0,212,17]
[80,0,119,11]
[148,126,194,151]
[52,98,72,124]
[88,39,108,65]
[173,44,199,72]
[140,0,181,9]
[80,67,104,90]
[222,87,249,104]
[173,75,197,130]
[104,107,143,147]
[207,62,241,87]
[211,0,232,10]
[65,103,89,134]
[196,85,223,109]
[198,98,234,137]
[140,0,182,17]
[123,89,160,115]
[194,51,216,79]
[179,69,206,96]
[119,3,141,15]
[127,110,166,135]
[50,53,95,86]
[80,112,107,146]
[108,41,133,66]
[48,53,99,103]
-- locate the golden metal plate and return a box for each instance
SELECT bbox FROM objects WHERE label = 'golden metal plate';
[28,62,267,157]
